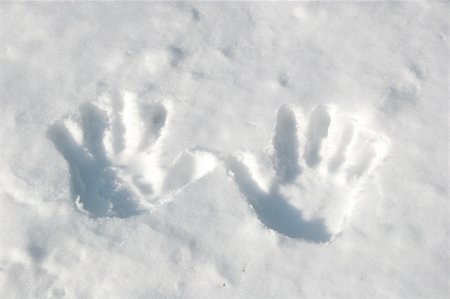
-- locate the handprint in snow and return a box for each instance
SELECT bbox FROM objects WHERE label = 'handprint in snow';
[48,90,216,218]
[226,105,388,243]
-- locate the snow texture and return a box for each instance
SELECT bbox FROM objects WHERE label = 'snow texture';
[0,2,448,299]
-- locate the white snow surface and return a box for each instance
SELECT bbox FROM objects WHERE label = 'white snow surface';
[0,2,448,298]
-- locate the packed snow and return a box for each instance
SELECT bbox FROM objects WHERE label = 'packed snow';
[0,2,448,298]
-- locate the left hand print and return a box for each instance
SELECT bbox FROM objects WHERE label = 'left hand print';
[48,90,217,218]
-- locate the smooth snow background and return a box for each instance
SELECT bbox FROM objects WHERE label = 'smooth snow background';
[0,2,448,298]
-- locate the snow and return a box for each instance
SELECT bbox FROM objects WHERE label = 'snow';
[0,2,448,298]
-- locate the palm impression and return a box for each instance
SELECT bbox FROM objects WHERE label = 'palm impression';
[226,105,388,243]
[48,90,216,218]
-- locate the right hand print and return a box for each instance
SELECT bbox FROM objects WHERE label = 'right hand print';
[226,105,388,243]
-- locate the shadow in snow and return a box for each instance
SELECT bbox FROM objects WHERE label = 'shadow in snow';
[304,105,331,168]
[139,102,167,149]
[227,157,331,243]
[272,105,301,184]
[226,106,331,243]
[169,46,187,67]
[47,102,142,218]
